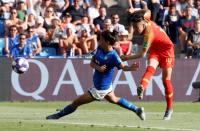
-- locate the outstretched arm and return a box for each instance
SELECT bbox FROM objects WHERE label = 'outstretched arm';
[121,48,148,60]
[121,23,153,61]
[119,61,140,71]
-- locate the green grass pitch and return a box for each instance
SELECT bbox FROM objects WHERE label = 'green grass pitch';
[0,101,200,131]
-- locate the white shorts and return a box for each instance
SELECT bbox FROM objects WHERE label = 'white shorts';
[88,85,113,101]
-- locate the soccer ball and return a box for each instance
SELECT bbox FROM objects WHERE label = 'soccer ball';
[12,57,29,74]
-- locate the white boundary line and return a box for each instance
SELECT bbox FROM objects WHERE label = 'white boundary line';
[54,121,199,131]
[0,112,193,115]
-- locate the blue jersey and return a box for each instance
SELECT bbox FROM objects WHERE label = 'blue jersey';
[93,46,122,90]
[11,44,32,58]
[27,34,38,50]
[8,35,19,51]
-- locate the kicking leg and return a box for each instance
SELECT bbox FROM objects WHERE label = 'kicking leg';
[46,92,94,120]
[138,58,158,99]
[105,91,145,120]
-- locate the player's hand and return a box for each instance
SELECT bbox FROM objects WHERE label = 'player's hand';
[98,65,107,72]
[130,61,140,71]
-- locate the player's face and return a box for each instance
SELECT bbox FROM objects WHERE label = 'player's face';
[133,21,145,34]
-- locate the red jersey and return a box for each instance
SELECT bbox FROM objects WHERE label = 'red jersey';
[143,21,174,58]
[142,21,175,68]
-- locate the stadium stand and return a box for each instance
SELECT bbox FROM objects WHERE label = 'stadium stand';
[0,0,199,58]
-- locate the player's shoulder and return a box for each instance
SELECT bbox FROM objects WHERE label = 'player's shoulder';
[144,20,153,35]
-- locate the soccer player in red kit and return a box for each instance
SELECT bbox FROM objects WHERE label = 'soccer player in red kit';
[122,10,174,120]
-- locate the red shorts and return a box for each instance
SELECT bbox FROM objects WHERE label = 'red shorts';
[148,47,175,68]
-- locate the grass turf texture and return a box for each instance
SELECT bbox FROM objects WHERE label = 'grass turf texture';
[0,102,200,131]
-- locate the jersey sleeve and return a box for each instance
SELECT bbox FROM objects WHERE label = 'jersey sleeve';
[113,51,122,69]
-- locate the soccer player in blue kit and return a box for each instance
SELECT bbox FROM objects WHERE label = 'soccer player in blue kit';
[46,30,145,120]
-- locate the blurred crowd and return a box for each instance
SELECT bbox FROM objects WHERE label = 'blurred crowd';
[0,0,200,58]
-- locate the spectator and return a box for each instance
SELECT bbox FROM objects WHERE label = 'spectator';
[61,13,76,35]
[111,13,125,34]
[148,0,160,22]
[4,25,19,55]
[51,0,66,17]
[5,8,23,33]
[154,1,166,28]
[69,0,91,9]
[1,0,16,7]
[163,0,176,7]
[103,19,112,31]
[60,0,70,11]
[165,4,180,45]
[176,0,188,16]
[127,0,148,14]
[196,1,200,18]
[186,19,200,58]
[16,0,27,21]
[115,30,133,56]
[93,6,107,32]
[62,0,87,24]
[0,7,6,38]
[127,0,148,36]
[0,4,10,20]
[10,33,32,58]
[186,0,199,18]
[35,16,46,40]
[178,5,196,53]
[76,15,94,37]
[45,17,63,48]
[26,12,37,27]
[34,0,52,17]
[43,7,56,31]
[26,26,42,56]
[87,0,101,23]
[78,29,97,54]
[59,27,82,57]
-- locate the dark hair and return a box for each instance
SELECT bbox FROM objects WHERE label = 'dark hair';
[186,5,193,9]
[169,4,176,8]
[130,11,144,23]
[101,30,118,45]
[111,13,119,17]
[9,25,18,30]
[19,33,26,37]
[27,26,35,31]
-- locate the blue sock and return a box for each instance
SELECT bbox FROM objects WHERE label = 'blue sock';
[57,104,77,117]
[117,98,138,112]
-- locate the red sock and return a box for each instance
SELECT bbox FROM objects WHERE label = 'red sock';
[163,80,173,109]
[140,66,156,89]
